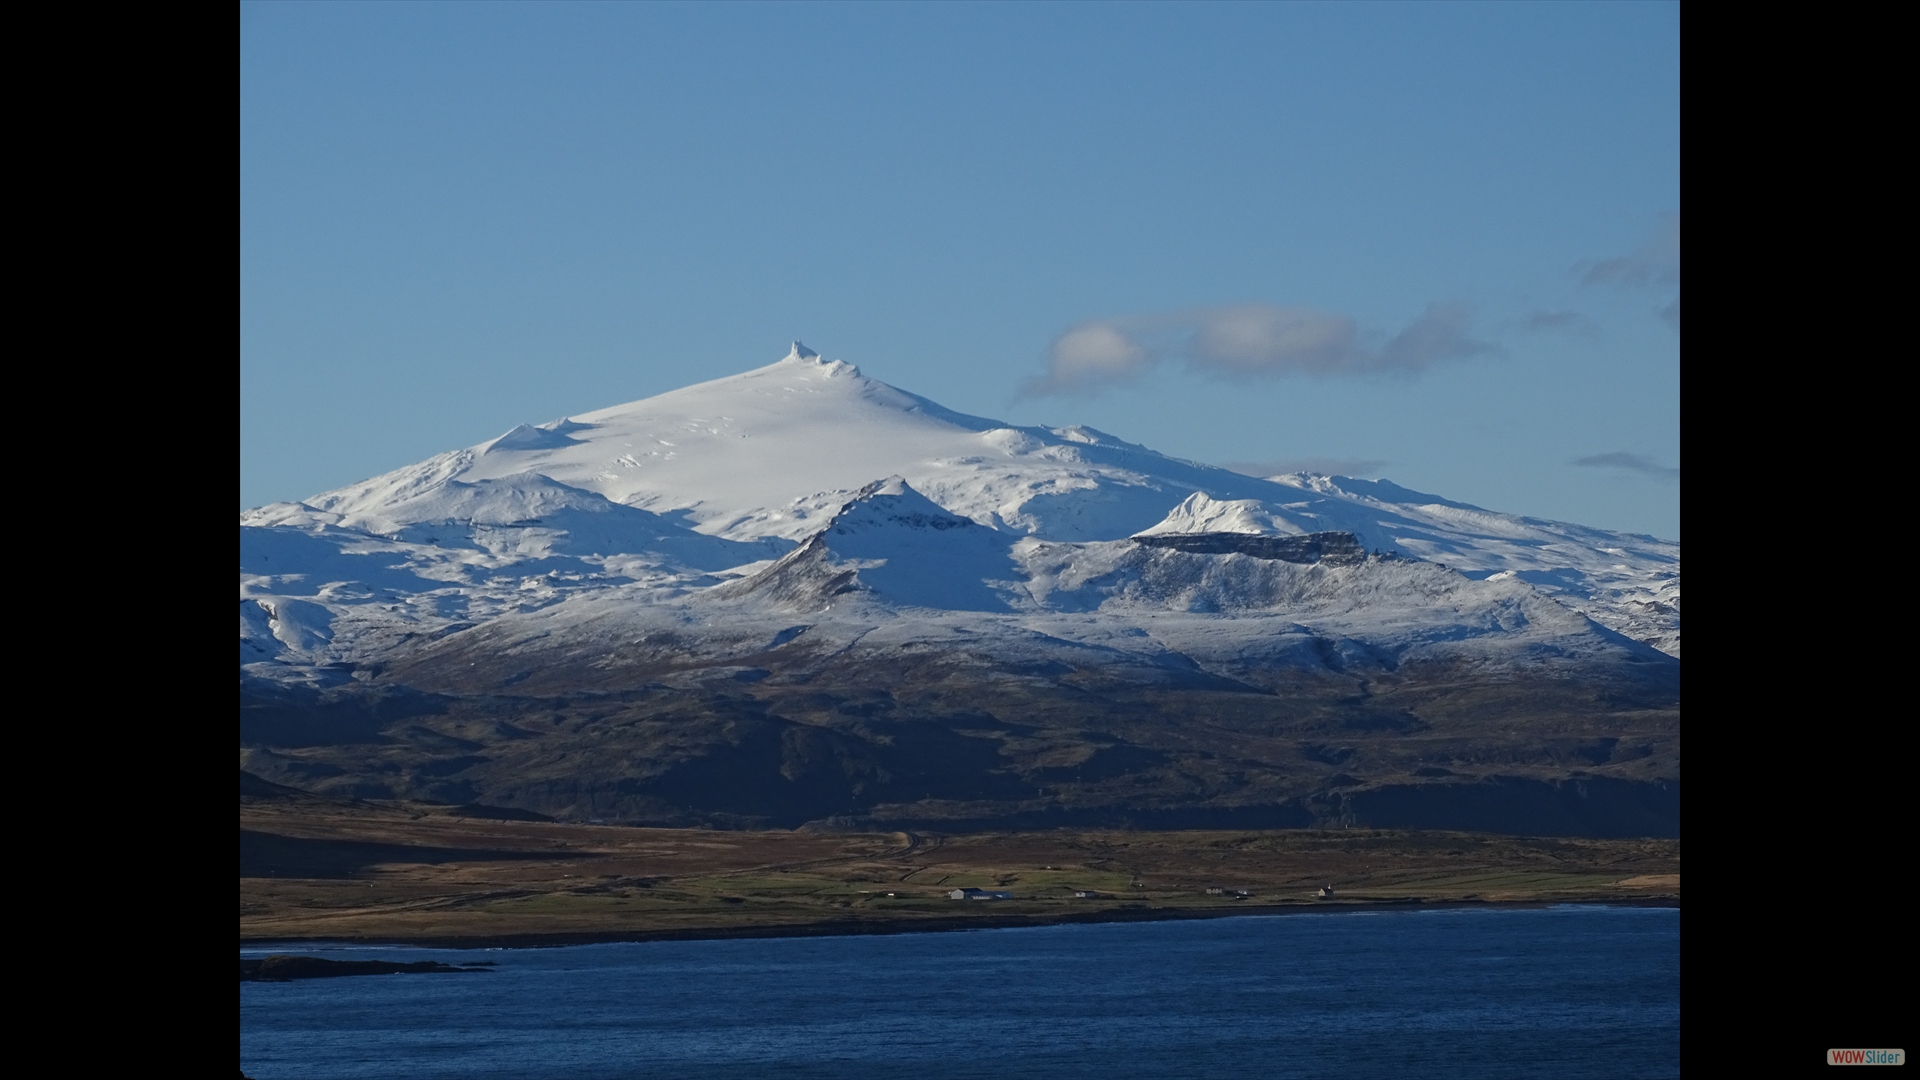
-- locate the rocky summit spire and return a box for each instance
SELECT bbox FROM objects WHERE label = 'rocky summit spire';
[785,341,820,361]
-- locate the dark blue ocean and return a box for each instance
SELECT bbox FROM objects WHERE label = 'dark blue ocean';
[241,904,1679,1079]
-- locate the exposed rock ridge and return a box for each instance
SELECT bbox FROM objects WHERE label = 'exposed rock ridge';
[708,533,860,610]
[1131,530,1368,565]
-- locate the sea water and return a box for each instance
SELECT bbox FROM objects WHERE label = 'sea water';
[240,904,1679,1079]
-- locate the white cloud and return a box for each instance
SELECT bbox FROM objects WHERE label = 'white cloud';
[1024,302,1494,396]
[1187,305,1364,375]
[1039,321,1155,392]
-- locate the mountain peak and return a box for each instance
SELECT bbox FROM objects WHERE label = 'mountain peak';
[1135,492,1304,538]
[484,423,582,455]
[855,475,913,499]
[716,474,1017,613]
[248,345,1674,655]
[777,340,860,377]
[830,476,977,535]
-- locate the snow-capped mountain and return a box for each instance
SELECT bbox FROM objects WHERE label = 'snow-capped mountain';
[240,344,1680,835]
[241,342,1677,682]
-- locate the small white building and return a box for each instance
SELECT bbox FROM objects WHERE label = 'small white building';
[948,888,1013,900]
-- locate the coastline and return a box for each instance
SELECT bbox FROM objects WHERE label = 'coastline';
[243,798,1679,952]
[242,894,1679,952]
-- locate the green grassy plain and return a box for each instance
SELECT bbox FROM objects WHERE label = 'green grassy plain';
[241,790,1678,946]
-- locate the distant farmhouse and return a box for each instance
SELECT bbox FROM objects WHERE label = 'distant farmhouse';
[948,888,1014,900]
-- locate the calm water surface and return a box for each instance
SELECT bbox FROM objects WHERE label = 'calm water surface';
[241,904,1678,1079]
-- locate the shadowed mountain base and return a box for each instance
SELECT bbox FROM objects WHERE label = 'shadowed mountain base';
[243,632,1678,838]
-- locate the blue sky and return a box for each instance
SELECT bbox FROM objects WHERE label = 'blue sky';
[241,2,1679,538]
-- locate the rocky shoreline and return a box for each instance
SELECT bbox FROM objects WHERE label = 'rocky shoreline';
[241,895,1678,954]
[241,955,494,981]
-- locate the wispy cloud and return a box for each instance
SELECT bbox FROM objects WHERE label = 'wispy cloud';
[1572,451,1679,481]
[1577,215,1679,329]
[1521,309,1597,336]
[1226,457,1389,479]
[1024,303,1495,396]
